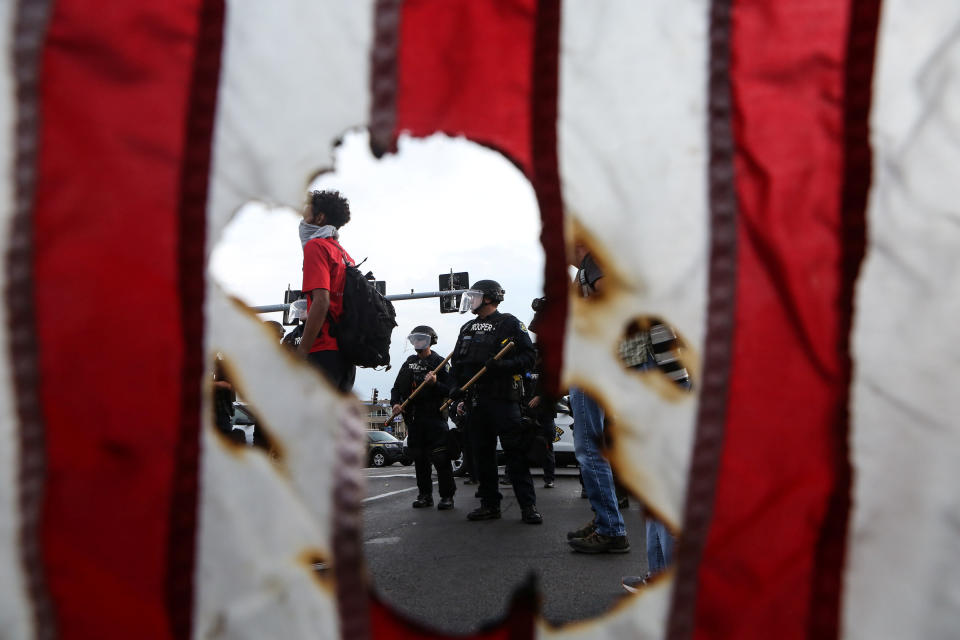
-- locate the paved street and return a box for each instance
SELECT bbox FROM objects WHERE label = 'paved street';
[362,464,651,634]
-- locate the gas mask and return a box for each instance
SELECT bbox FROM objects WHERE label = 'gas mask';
[458,290,485,314]
[408,333,432,351]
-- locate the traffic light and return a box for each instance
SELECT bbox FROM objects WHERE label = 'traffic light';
[439,271,469,313]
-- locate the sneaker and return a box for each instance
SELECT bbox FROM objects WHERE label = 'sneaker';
[463,478,477,485]
[568,531,630,554]
[543,480,555,488]
[412,495,433,508]
[437,497,454,511]
[521,506,543,524]
[467,505,501,521]
[499,476,512,486]
[566,519,596,540]
[621,575,647,593]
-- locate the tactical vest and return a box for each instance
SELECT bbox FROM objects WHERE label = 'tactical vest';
[400,353,447,423]
[456,312,522,401]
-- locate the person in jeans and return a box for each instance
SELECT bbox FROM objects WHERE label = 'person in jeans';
[566,245,629,553]
[296,189,355,392]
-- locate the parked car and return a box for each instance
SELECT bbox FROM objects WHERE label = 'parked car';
[398,436,414,466]
[366,430,405,467]
[231,401,257,445]
[551,396,577,467]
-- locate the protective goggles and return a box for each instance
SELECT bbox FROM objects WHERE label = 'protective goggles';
[289,299,307,320]
[407,333,432,350]
[458,290,485,314]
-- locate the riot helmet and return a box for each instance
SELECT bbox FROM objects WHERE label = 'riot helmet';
[408,325,437,351]
[459,279,504,313]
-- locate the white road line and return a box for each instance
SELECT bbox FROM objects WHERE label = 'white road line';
[364,474,417,479]
[362,481,437,503]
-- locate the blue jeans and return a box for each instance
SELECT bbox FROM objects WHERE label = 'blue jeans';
[570,387,625,537]
[646,518,674,574]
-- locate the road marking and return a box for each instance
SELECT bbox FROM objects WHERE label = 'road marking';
[362,481,437,503]
[366,537,401,545]
[364,474,417,479]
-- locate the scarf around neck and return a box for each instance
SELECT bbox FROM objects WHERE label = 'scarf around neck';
[299,221,339,248]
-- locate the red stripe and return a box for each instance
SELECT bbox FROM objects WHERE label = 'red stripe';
[692,1,873,638]
[528,0,566,392]
[393,0,536,173]
[10,1,57,637]
[166,0,225,637]
[808,1,880,637]
[32,2,210,636]
[388,0,567,391]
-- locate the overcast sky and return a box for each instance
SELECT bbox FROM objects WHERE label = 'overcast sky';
[209,131,545,401]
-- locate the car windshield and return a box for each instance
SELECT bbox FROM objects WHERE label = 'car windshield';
[367,430,398,443]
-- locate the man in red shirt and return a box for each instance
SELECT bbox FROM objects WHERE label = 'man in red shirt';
[295,189,356,392]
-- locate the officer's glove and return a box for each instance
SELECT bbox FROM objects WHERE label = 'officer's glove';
[484,358,508,373]
[448,387,466,402]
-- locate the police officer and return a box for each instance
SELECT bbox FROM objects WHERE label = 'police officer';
[390,325,456,510]
[448,280,541,524]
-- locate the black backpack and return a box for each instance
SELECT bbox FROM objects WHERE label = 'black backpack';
[326,241,398,369]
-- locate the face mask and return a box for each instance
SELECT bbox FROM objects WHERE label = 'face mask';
[408,333,431,351]
[459,290,485,314]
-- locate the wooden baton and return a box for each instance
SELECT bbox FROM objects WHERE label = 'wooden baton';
[439,341,515,413]
[383,350,455,426]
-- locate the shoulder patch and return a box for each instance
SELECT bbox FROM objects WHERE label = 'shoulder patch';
[519,322,528,332]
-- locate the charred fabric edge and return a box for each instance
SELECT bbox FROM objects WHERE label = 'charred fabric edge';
[164,0,226,637]
[665,0,738,638]
[807,2,880,638]
[530,0,566,394]
[369,0,402,158]
[333,406,370,640]
[10,1,56,638]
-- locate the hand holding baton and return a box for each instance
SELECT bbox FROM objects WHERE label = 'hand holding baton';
[383,350,455,426]
[439,341,515,412]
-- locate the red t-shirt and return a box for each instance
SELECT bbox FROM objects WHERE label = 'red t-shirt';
[302,237,354,353]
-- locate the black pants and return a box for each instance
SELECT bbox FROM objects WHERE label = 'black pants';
[408,418,455,499]
[306,350,356,392]
[539,414,556,482]
[468,398,536,509]
[460,419,477,479]
[411,444,456,499]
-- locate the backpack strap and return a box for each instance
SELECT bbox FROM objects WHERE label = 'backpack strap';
[323,237,354,267]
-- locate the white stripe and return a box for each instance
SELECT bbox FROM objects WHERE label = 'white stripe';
[362,483,434,504]
[0,4,36,638]
[196,2,376,638]
[558,0,708,530]
[550,2,709,639]
[364,474,418,480]
[845,2,960,637]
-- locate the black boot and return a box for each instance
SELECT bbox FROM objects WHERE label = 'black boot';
[437,497,455,510]
[521,505,543,525]
[466,505,501,521]
[412,495,433,508]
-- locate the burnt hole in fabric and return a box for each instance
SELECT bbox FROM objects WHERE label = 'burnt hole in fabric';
[619,316,694,391]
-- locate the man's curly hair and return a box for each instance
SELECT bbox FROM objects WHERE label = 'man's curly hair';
[307,189,351,228]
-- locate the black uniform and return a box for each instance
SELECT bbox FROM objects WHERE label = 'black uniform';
[522,365,556,484]
[450,311,537,509]
[390,351,456,501]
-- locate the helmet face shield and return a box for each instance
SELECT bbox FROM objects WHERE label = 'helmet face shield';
[408,333,432,350]
[459,290,485,314]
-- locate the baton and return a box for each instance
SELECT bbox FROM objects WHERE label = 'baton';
[439,341,515,413]
[384,350,455,426]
